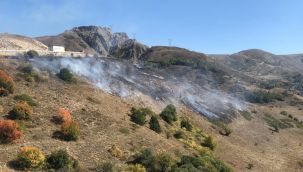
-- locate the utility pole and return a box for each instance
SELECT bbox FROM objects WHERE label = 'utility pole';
[132,33,136,41]
[168,38,173,47]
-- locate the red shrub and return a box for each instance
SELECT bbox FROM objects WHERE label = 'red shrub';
[55,108,72,124]
[0,120,22,143]
[0,70,15,94]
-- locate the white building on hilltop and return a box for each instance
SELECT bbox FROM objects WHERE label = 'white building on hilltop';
[50,46,65,52]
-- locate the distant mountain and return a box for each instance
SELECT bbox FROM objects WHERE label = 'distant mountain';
[0,33,48,51]
[36,26,130,56]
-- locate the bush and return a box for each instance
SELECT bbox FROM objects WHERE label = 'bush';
[9,101,33,120]
[0,120,22,143]
[240,111,253,121]
[174,130,186,139]
[18,64,41,82]
[57,68,75,83]
[16,146,45,169]
[0,87,9,96]
[131,149,154,171]
[130,107,152,126]
[125,164,147,172]
[152,153,175,172]
[247,91,284,104]
[24,50,39,58]
[180,119,193,131]
[95,161,114,172]
[14,94,37,106]
[160,104,177,124]
[0,70,15,94]
[109,145,123,158]
[175,154,232,172]
[46,149,78,170]
[202,136,217,150]
[149,116,161,133]
[55,108,72,124]
[61,120,80,141]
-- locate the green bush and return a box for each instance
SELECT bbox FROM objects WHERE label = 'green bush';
[174,130,186,139]
[9,101,33,120]
[174,154,233,172]
[57,68,75,83]
[46,149,70,169]
[211,120,232,136]
[202,136,217,150]
[152,153,175,172]
[61,120,80,141]
[24,50,39,58]
[180,119,192,131]
[130,107,153,126]
[149,116,161,133]
[14,94,37,106]
[160,104,177,124]
[247,91,284,104]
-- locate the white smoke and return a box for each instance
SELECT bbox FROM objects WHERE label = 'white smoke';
[30,57,246,120]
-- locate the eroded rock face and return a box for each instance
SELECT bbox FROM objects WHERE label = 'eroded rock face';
[109,39,149,60]
[37,26,130,56]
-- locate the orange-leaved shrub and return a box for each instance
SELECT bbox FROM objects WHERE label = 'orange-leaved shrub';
[0,70,15,95]
[55,108,72,124]
[16,146,45,169]
[9,101,33,120]
[61,120,80,141]
[0,120,22,143]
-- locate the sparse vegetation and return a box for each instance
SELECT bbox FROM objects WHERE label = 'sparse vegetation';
[240,110,253,121]
[87,96,101,104]
[0,69,15,94]
[9,101,33,120]
[0,120,22,143]
[125,164,147,172]
[61,120,80,141]
[131,149,232,172]
[211,120,233,136]
[247,91,284,103]
[57,68,76,83]
[14,94,37,106]
[18,64,42,82]
[263,114,290,131]
[202,136,217,150]
[119,127,130,135]
[95,161,115,172]
[16,146,45,169]
[149,116,161,133]
[160,104,177,124]
[174,130,186,139]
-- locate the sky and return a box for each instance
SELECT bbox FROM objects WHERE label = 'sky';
[0,0,302,54]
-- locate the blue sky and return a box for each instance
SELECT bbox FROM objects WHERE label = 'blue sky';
[0,0,302,54]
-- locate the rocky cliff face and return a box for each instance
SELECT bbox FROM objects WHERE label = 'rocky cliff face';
[37,26,130,56]
[109,39,148,60]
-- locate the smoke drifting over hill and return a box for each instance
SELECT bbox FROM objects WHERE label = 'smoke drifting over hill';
[30,57,245,120]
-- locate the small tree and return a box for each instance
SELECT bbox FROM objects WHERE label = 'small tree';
[24,50,39,58]
[57,68,75,83]
[149,116,161,133]
[130,107,148,126]
[160,104,177,124]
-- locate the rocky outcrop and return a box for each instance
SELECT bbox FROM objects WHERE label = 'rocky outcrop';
[37,26,130,56]
[109,39,148,60]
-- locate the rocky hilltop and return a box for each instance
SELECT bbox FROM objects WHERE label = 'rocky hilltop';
[36,26,130,56]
